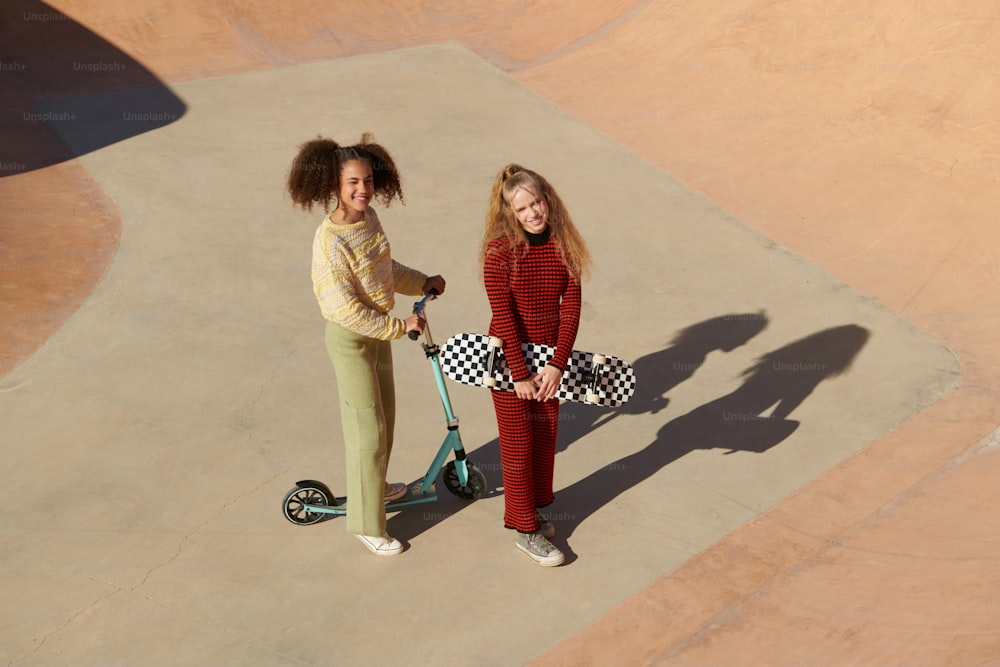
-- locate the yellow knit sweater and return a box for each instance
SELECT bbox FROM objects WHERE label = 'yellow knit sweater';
[311,208,427,340]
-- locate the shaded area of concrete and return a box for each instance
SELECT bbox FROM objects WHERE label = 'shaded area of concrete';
[0,0,184,376]
[1,0,185,174]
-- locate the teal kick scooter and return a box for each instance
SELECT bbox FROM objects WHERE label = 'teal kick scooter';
[281,291,487,526]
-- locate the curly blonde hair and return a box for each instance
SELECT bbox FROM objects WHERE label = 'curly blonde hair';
[479,164,591,282]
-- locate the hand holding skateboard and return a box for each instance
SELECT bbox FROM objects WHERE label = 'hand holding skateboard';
[440,333,636,407]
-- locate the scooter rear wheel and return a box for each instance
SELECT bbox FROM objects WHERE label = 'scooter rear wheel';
[282,484,332,525]
[443,461,487,500]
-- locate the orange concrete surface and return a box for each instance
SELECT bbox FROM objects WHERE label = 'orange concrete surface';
[4,1,999,664]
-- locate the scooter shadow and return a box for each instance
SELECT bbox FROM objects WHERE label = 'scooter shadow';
[385,435,504,542]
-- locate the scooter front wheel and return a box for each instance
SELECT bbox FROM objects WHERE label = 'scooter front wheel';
[282,483,332,525]
[443,461,487,500]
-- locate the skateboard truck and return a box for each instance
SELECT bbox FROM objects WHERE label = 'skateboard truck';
[584,354,607,404]
[482,337,503,387]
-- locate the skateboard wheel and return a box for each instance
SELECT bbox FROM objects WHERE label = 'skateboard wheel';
[585,392,601,404]
[592,354,606,365]
[483,376,498,388]
[488,336,503,349]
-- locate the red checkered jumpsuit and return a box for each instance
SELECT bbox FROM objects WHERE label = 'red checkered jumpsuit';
[484,233,581,532]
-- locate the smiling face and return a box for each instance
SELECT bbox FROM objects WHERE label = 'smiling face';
[337,159,374,221]
[507,185,549,235]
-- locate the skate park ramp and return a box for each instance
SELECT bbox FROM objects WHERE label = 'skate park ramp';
[3,3,1000,666]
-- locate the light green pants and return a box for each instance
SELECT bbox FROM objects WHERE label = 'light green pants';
[324,321,396,536]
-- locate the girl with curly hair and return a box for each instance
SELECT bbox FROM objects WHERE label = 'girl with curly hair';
[481,164,590,566]
[289,133,446,556]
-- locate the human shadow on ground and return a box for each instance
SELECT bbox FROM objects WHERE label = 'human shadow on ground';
[558,311,770,452]
[553,324,871,541]
[1,0,186,176]
[388,312,771,542]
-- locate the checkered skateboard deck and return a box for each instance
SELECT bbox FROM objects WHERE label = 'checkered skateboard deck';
[440,333,636,407]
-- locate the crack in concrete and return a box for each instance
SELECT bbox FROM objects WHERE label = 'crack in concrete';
[6,470,300,666]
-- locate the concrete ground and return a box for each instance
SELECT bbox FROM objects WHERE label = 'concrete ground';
[1,2,998,666]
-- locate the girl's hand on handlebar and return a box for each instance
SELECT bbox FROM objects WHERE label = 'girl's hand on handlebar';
[404,314,426,336]
[422,275,446,297]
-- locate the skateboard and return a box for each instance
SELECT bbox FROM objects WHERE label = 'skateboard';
[440,333,636,407]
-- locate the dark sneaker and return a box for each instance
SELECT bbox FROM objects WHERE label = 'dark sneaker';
[355,533,404,556]
[384,482,407,502]
[536,511,555,539]
[515,530,565,567]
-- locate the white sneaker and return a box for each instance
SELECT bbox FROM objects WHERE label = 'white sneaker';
[384,482,407,502]
[514,531,564,566]
[355,533,404,556]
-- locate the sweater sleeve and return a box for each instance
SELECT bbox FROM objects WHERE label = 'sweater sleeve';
[484,243,533,382]
[391,260,428,296]
[550,277,581,371]
[371,207,426,297]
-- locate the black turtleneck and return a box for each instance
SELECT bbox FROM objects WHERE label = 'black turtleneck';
[525,226,551,246]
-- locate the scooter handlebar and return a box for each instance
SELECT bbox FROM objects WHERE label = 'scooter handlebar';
[408,289,440,340]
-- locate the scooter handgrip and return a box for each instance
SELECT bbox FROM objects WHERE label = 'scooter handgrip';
[408,330,420,341]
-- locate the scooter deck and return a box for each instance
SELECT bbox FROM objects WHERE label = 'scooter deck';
[303,487,442,514]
